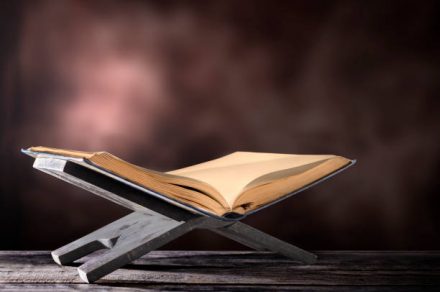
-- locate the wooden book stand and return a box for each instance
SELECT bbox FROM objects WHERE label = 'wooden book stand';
[31,156,317,283]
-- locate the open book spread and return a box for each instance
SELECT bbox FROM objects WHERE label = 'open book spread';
[24,146,354,218]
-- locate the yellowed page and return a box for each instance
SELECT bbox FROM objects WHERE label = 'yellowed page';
[168,152,336,207]
[27,146,229,215]
[28,146,95,159]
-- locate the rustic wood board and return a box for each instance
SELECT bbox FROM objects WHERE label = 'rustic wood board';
[0,251,439,291]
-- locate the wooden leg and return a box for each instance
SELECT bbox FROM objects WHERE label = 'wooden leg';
[212,226,268,251]
[214,221,317,264]
[76,216,206,283]
[51,212,145,265]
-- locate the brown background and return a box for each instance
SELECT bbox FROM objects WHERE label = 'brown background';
[1,0,439,250]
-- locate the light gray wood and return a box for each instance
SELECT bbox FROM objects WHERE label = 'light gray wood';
[77,216,202,283]
[52,212,152,265]
[214,221,317,264]
[32,157,195,221]
[30,156,319,283]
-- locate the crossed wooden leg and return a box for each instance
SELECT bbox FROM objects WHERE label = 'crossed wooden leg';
[52,212,316,283]
[51,211,204,283]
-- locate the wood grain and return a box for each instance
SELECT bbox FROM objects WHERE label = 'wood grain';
[0,251,439,291]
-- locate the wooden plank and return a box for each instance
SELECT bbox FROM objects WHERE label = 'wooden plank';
[0,284,438,291]
[214,221,317,263]
[0,251,439,287]
[51,212,158,265]
[76,217,208,283]
[3,251,439,270]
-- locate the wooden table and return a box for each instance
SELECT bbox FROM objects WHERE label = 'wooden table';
[0,251,439,291]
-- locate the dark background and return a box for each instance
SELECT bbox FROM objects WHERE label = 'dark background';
[1,0,439,250]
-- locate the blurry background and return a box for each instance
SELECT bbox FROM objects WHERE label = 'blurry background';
[1,0,439,250]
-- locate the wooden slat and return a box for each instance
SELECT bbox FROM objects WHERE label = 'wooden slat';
[0,251,439,290]
[0,284,439,291]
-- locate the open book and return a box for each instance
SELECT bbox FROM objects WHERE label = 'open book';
[23,146,354,218]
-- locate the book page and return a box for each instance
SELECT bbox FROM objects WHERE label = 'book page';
[168,152,337,207]
[233,156,351,214]
[27,146,230,215]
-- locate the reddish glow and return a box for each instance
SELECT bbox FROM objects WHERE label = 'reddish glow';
[53,52,168,152]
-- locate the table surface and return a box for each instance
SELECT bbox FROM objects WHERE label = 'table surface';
[0,250,439,291]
